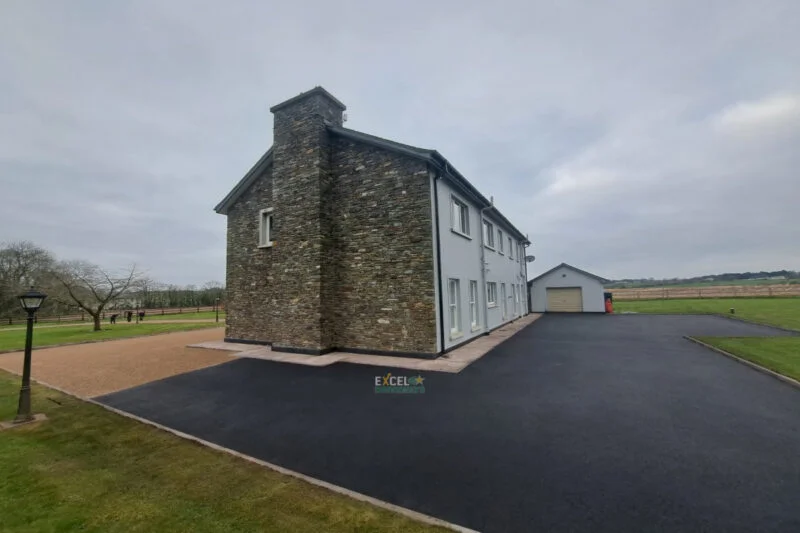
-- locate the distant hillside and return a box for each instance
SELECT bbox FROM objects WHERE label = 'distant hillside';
[606,270,800,289]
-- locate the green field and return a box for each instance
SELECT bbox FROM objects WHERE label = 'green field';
[0,372,441,533]
[615,297,800,331]
[0,323,222,352]
[695,337,800,382]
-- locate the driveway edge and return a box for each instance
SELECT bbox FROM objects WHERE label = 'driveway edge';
[684,336,800,390]
[3,370,479,533]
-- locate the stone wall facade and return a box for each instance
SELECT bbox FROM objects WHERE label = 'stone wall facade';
[225,164,279,342]
[223,88,437,355]
[326,138,437,354]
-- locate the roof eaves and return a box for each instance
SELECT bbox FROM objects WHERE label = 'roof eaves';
[430,152,529,243]
[214,147,273,214]
[528,263,608,284]
[327,125,434,162]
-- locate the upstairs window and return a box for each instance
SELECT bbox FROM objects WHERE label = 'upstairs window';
[508,237,514,259]
[483,220,495,248]
[259,208,274,247]
[498,230,504,254]
[450,196,470,236]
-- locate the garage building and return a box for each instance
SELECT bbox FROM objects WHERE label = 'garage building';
[527,263,608,313]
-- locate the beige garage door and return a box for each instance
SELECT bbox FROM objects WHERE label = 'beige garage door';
[546,287,583,312]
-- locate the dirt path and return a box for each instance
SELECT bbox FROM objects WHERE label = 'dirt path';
[0,328,230,398]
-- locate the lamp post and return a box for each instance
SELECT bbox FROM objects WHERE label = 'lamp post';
[15,287,47,424]
[215,298,220,323]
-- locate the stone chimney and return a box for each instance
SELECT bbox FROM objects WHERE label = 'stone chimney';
[268,87,346,354]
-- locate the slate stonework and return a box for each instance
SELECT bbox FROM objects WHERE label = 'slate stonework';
[224,165,278,342]
[327,138,437,354]
[223,88,437,355]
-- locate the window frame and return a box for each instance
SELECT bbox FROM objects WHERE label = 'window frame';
[508,237,514,259]
[258,208,274,248]
[487,281,498,307]
[469,280,479,330]
[450,195,471,238]
[448,278,462,338]
[498,229,504,254]
[483,220,495,249]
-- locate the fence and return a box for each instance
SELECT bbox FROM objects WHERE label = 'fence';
[4,304,225,326]
[608,284,800,301]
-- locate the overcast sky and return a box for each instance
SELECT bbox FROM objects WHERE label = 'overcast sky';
[1,1,798,284]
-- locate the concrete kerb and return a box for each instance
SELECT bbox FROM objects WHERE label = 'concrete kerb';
[684,336,800,390]
[1,369,479,533]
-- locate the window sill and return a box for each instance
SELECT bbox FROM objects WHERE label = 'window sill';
[450,228,472,240]
[257,242,274,249]
[484,245,496,251]
[488,303,498,308]
[471,324,482,332]
[450,331,464,340]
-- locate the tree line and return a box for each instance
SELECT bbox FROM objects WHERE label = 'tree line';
[0,241,224,330]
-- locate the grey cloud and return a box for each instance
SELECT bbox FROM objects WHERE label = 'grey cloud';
[1,0,798,284]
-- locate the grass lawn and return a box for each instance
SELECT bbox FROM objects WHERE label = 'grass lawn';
[0,323,222,352]
[695,337,800,383]
[146,311,226,321]
[615,297,800,331]
[0,372,441,533]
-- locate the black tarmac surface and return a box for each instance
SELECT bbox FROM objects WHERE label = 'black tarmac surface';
[97,315,800,532]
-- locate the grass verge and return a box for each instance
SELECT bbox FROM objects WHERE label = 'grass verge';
[694,337,800,383]
[0,323,222,352]
[614,297,800,331]
[0,371,444,532]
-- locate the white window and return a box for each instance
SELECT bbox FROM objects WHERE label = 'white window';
[259,208,274,247]
[469,280,479,329]
[483,220,495,248]
[498,230,504,254]
[450,196,470,236]
[514,285,520,314]
[487,281,497,307]
[448,278,461,336]
[500,283,507,319]
[508,237,514,259]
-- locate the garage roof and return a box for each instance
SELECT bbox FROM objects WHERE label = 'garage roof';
[528,263,609,284]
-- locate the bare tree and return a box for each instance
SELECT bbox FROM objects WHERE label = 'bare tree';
[49,261,140,331]
[0,241,56,322]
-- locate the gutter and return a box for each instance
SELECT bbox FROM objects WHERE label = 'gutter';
[480,199,496,332]
[432,168,447,354]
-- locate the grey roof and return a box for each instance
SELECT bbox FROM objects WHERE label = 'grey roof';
[215,123,529,244]
[528,263,609,284]
[214,147,272,214]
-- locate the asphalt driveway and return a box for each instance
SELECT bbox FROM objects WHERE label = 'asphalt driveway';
[97,315,800,532]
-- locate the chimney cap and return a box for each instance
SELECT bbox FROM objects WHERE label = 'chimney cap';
[270,86,347,113]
